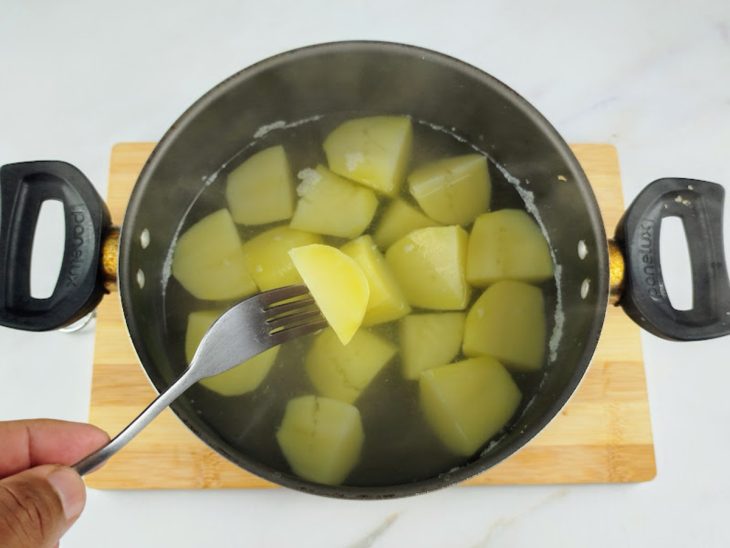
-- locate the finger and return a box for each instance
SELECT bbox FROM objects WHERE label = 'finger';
[0,420,109,478]
[0,465,85,548]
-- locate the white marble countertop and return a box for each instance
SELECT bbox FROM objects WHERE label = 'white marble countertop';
[2,1,730,546]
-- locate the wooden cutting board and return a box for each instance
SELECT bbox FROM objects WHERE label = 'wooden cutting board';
[87,143,655,489]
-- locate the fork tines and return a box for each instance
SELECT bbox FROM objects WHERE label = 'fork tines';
[259,284,311,307]
[262,285,327,341]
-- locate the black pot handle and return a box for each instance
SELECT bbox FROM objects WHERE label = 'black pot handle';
[0,161,111,331]
[615,178,730,341]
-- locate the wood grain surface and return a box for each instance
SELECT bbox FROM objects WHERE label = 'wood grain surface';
[87,143,655,489]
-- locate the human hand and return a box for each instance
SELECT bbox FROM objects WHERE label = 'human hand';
[0,419,109,548]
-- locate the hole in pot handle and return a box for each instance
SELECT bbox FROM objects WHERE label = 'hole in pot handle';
[0,161,112,331]
[614,178,730,341]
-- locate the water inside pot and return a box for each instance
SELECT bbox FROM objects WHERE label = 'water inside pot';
[160,113,560,486]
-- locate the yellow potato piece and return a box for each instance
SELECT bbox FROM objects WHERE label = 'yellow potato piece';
[289,165,378,238]
[400,313,465,380]
[340,235,411,326]
[185,310,278,396]
[241,226,322,291]
[172,209,257,300]
[225,145,295,225]
[323,116,412,196]
[305,328,396,404]
[463,281,546,372]
[408,154,490,225]
[420,357,522,456]
[289,244,369,345]
[276,395,364,485]
[385,226,471,310]
[467,209,553,286]
[373,199,439,250]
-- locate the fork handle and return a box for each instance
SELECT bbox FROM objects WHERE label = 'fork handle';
[73,369,198,476]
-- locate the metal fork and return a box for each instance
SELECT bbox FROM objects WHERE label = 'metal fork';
[72,285,326,476]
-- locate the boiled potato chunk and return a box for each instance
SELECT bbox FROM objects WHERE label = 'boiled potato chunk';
[373,199,439,250]
[467,209,553,286]
[306,328,396,403]
[408,154,490,225]
[289,244,369,344]
[400,313,465,380]
[420,357,521,456]
[185,310,278,396]
[385,226,471,310]
[172,209,257,300]
[340,235,411,326]
[289,165,378,238]
[276,395,364,485]
[323,116,412,196]
[225,145,295,225]
[463,281,546,372]
[241,226,322,290]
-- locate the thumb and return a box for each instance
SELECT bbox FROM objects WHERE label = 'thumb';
[0,465,86,548]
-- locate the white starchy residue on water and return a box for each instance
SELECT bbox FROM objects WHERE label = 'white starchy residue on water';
[253,115,324,139]
[549,265,565,362]
[478,438,504,459]
[416,120,471,145]
[296,168,321,196]
[161,219,188,296]
[161,249,173,295]
[201,168,221,188]
[345,152,364,171]
[253,120,286,138]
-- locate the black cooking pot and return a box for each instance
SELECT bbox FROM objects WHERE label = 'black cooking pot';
[1,42,729,499]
